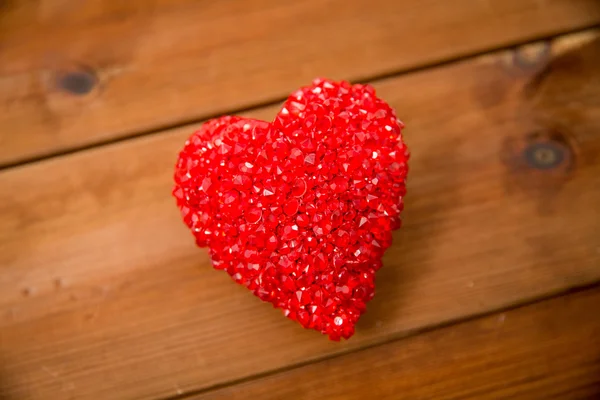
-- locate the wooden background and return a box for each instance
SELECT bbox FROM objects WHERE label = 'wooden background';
[1,1,599,399]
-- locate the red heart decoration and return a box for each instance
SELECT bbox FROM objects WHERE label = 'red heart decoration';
[173,78,409,340]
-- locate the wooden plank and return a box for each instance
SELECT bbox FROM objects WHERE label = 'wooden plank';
[194,286,600,400]
[1,0,600,166]
[1,30,600,400]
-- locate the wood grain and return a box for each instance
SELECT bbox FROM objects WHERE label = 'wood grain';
[1,0,600,166]
[1,30,600,400]
[194,286,600,400]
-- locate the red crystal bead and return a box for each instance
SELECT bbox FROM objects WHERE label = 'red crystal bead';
[304,153,316,165]
[283,199,300,216]
[245,207,262,224]
[296,213,309,227]
[281,224,300,241]
[173,79,409,341]
[291,178,307,197]
[266,235,278,251]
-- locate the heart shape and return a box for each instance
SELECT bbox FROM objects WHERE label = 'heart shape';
[173,78,409,340]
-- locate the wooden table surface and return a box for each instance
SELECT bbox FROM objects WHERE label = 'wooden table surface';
[1,1,600,399]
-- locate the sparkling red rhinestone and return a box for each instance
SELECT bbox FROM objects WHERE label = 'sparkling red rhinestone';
[173,78,409,341]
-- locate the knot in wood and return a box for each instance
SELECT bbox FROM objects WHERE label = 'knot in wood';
[523,141,567,170]
[57,68,97,95]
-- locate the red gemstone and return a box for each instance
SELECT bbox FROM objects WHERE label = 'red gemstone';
[266,235,278,251]
[245,207,262,224]
[200,177,213,193]
[278,256,294,274]
[239,161,254,173]
[281,275,296,291]
[289,147,303,161]
[296,213,309,227]
[291,178,307,197]
[281,224,300,241]
[233,174,252,189]
[295,290,311,306]
[304,153,316,165]
[332,254,344,268]
[223,190,239,205]
[305,235,318,249]
[283,199,300,216]
[304,203,317,215]
[330,176,348,193]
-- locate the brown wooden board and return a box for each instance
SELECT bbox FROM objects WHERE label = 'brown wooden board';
[1,30,599,399]
[195,286,600,400]
[1,0,599,166]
